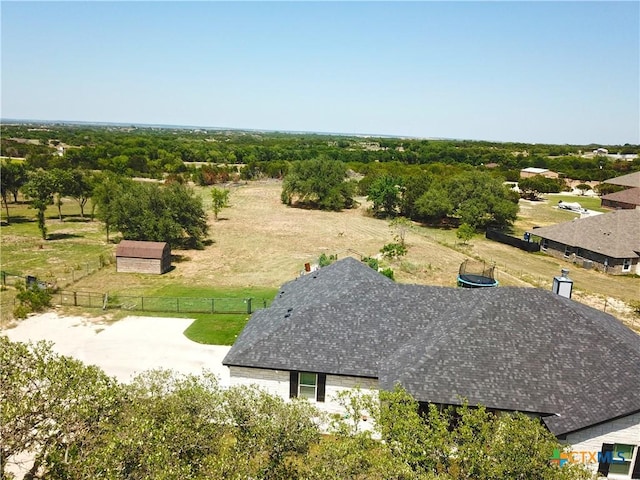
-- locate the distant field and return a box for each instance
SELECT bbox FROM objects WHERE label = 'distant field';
[1,180,637,333]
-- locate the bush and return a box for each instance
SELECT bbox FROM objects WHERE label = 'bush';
[13,281,53,319]
[380,243,407,260]
[362,257,379,271]
[318,253,338,267]
[380,268,395,281]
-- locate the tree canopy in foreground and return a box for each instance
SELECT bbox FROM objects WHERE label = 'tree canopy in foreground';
[1,337,590,480]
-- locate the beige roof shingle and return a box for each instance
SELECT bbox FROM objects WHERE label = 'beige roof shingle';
[529,209,640,259]
[601,187,640,207]
[604,171,640,188]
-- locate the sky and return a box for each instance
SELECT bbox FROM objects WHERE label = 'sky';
[1,1,638,145]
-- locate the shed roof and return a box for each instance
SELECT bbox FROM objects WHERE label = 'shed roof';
[116,240,169,259]
[601,187,640,207]
[224,257,640,436]
[528,209,640,259]
[521,167,549,174]
[604,171,640,188]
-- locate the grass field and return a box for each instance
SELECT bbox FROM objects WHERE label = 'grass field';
[1,180,638,338]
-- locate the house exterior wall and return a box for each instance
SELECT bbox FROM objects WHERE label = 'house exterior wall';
[228,366,378,414]
[116,257,162,274]
[601,199,639,210]
[562,412,640,478]
[540,239,636,275]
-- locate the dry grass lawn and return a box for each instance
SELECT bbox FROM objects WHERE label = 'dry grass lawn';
[4,180,638,330]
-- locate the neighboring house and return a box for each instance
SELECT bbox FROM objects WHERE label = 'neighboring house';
[520,167,559,179]
[601,188,640,210]
[530,209,640,274]
[223,258,640,477]
[115,240,171,274]
[604,172,640,189]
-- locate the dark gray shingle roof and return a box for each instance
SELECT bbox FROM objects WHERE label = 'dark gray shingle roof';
[528,209,640,259]
[223,257,640,436]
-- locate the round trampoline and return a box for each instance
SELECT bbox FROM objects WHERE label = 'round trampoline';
[457,260,498,288]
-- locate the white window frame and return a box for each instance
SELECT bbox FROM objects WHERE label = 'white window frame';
[298,372,317,401]
[541,239,548,251]
[622,259,632,273]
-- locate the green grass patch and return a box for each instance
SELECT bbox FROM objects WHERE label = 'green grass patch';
[183,313,251,345]
[546,194,607,212]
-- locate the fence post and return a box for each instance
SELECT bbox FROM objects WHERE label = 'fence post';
[1,271,5,286]
[141,297,144,311]
[211,298,214,314]
[246,298,252,314]
[73,292,77,307]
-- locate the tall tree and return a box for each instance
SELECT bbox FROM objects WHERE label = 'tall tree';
[92,172,129,242]
[367,176,401,217]
[107,181,208,248]
[22,170,56,239]
[0,159,27,223]
[50,168,74,221]
[281,157,355,211]
[62,169,94,219]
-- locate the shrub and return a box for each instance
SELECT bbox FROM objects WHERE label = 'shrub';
[362,257,379,271]
[318,253,337,267]
[13,281,53,319]
[380,243,407,260]
[380,268,395,281]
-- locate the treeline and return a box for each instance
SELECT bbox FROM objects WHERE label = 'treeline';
[2,337,590,480]
[0,163,208,248]
[280,157,520,230]
[2,124,638,182]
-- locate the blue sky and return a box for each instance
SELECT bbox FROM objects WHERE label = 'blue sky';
[2,1,638,145]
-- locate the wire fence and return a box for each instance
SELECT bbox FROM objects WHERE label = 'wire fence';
[54,290,271,314]
[1,255,114,290]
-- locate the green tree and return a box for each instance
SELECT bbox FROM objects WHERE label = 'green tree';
[415,184,454,223]
[110,182,208,248]
[281,157,354,211]
[367,175,401,217]
[66,169,94,218]
[519,175,564,200]
[51,168,74,221]
[22,170,56,239]
[574,183,591,195]
[211,187,230,221]
[1,337,121,479]
[0,159,27,223]
[92,172,130,242]
[456,223,475,244]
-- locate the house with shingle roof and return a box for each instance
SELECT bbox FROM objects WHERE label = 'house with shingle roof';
[223,258,640,477]
[601,188,640,210]
[604,171,640,189]
[529,209,640,275]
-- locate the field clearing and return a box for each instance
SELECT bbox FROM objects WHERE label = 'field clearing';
[1,180,638,330]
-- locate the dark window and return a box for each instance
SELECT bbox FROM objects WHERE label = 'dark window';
[290,371,326,402]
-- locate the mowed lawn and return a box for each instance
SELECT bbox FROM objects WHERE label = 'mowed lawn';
[2,180,638,337]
